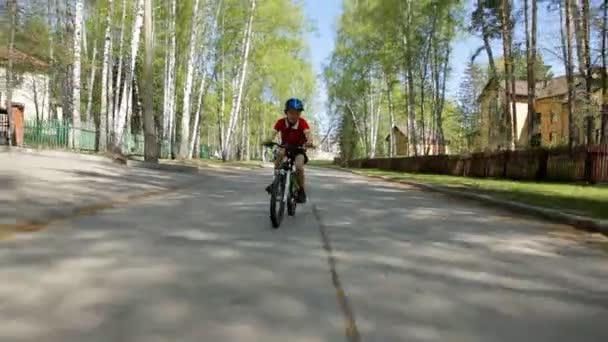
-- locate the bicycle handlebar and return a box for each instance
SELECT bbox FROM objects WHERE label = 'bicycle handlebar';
[262,142,316,149]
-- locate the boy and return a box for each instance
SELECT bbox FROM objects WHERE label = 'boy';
[263,98,314,203]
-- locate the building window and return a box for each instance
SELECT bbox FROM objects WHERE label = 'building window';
[534,112,542,127]
[550,112,557,124]
[549,131,557,144]
[531,133,542,147]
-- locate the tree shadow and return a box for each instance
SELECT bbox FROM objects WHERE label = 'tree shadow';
[310,168,608,342]
[0,166,607,341]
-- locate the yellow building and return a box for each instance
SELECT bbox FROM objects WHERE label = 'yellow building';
[478,71,606,150]
[478,79,529,151]
[384,125,449,156]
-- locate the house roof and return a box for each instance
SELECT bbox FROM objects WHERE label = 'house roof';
[385,124,448,144]
[480,69,606,102]
[536,76,569,99]
[0,47,49,71]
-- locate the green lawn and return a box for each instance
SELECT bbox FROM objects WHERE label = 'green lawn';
[327,165,608,221]
[162,158,266,170]
[308,160,336,167]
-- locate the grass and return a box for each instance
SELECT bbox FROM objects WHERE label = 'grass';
[324,165,608,221]
[308,159,336,167]
[163,158,266,170]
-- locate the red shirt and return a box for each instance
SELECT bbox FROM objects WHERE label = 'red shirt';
[274,117,310,146]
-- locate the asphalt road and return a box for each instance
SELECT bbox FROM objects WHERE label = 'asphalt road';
[1,162,607,341]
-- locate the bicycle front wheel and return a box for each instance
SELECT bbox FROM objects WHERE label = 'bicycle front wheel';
[269,174,286,228]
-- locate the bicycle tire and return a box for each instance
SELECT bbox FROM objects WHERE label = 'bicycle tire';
[269,174,286,228]
[287,179,297,216]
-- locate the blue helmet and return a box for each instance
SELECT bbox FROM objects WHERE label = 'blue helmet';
[284,98,304,112]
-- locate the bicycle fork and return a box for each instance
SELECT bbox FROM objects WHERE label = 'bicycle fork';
[283,170,291,203]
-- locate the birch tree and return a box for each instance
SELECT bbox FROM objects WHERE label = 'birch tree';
[113,0,128,125]
[602,0,608,144]
[563,0,577,147]
[113,0,144,152]
[524,0,537,146]
[222,0,257,161]
[163,0,177,151]
[500,0,516,149]
[99,0,113,150]
[143,0,157,162]
[85,40,97,123]
[6,0,17,146]
[71,0,83,148]
[178,0,203,158]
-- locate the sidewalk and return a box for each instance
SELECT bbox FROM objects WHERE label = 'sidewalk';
[0,150,202,239]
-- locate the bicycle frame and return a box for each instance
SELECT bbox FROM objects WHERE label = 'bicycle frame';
[275,150,296,203]
[265,142,307,228]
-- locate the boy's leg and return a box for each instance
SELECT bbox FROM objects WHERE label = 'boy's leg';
[266,148,286,194]
[294,154,306,203]
[274,148,286,169]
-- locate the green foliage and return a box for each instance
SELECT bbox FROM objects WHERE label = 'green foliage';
[327,0,464,159]
[494,48,554,81]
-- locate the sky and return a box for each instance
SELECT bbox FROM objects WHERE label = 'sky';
[302,0,571,130]
[302,0,343,131]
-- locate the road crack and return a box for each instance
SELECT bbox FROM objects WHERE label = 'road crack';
[312,204,361,342]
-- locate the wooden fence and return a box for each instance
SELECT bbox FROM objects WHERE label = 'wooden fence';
[340,145,608,184]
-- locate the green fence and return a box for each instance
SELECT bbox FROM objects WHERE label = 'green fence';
[24,120,96,151]
[23,119,211,159]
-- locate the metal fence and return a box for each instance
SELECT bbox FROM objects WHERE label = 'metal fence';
[21,119,211,159]
[0,113,8,145]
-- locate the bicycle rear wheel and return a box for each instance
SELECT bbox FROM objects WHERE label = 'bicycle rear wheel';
[269,174,286,228]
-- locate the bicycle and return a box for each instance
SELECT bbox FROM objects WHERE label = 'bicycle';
[263,142,308,228]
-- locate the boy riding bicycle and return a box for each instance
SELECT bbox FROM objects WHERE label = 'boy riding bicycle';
[263,98,314,204]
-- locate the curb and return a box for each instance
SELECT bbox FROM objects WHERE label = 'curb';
[4,147,203,173]
[2,147,122,165]
[127,159,199,174]
[337,167,608,236]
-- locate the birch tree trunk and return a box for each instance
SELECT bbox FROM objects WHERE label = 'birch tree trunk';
[85,42,98,123]
[114,0,128,123]
[168,0,177,156]
[178,0,203,158]
[601,0,607,144]
[563,0,576,147]
[6,0,16,146]
[187,1,221,158]
[46,0,54,120]
[500,0,515,149]
[525,0,537,147]
[345,103,366,149]
[99,0,113,151]
[71,0,83,149]
[246,107,251,161]
[113,0,144,152]
[143,0,157,162]
[162,0,177,147]
[387,79,396,156]
[405,0,417,156]
[581,0,593,144]
[189,75,208,158]
[368,79,375,157]
[222,0,257,161]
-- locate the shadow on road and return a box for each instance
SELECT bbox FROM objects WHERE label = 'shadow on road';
[1,166,607,341]
[310,168,608,341]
